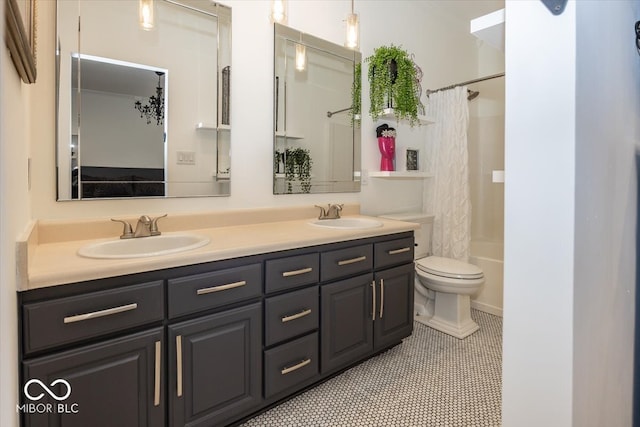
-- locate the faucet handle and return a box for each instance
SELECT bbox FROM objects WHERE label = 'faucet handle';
[330,203,344,218]
[111,219,134,239]
[150,214,167,236]
[314,205,328,219]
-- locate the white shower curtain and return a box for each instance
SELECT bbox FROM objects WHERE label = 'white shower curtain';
[424,86,471,262]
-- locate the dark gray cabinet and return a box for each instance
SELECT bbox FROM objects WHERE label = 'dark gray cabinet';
[373,263,415,351]
[168,303,262,427]
[19,231,414,427]
[320,237,415,374]
[320,273,374,373]
[22,328,164,427]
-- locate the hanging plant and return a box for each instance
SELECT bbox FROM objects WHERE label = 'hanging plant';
[284,148,313,193]
[365,45,421,126]
[351,62,361,122]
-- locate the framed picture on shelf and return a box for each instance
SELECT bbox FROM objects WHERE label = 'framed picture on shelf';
[406,148,419,171]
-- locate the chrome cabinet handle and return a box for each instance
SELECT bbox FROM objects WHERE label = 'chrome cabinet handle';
[281,308,312,323]
[154,341,161,406]
[337,255,366,266]
[388,247,411,255]
[379,279,385,319]
[282,267,313,277]
[63,303,138,324]
[176,335,183,398]
[196,280,246,295]
[281,359,311,375]
[371,280,376,321]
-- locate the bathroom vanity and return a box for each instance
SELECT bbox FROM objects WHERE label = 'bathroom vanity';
[17,208,416,427]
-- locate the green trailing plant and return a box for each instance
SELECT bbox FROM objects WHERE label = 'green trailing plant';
[351,62,361,122]
[365,45,420,126]
[284,148,312,193]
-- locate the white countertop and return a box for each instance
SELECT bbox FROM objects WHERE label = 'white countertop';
[18,206,418,291]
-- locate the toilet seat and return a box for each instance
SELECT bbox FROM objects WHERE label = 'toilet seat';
[416,256,484,280]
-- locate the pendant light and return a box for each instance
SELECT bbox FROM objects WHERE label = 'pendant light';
[345,0,359,50]
[295,43,306,72]
[139,0,155,31]
[271,0,287,24]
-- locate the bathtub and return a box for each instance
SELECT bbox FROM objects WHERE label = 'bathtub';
[469,240,504,317]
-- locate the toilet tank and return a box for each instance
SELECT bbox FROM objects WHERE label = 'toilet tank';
[378,213,434,259]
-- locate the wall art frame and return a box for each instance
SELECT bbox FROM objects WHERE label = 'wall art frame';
[5,0,37,83]
[406,148,419,171]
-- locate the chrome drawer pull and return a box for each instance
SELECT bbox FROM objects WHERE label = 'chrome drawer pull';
[337,255,366,266]
[281,308,312,323]
[379,279,385,319]
[282,267,313,277]
[63,303,138,324]
[154,341,161,406]
[196,280,246,295]
[176,335,183,398]
[281,358,311,375]
[371,280,376,321]
[388,247,411,255]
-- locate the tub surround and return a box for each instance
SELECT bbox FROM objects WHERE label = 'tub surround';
[16,204,419,290]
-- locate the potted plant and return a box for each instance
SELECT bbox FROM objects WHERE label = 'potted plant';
[284,148,313,193]
[365,45,421,125]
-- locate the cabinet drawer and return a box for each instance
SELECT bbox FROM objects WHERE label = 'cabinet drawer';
[23,281,164,355]
[320,244,373,282]
[375,236,415,270]
[265,253,319,294]
[264,332,318,399]
[265,286,318,346]
[168,263,261,318]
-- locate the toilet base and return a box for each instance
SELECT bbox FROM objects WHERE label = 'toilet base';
[415,292,479,339]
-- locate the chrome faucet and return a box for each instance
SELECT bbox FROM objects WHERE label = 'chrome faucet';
[133,215,153,237]
[315,204,343,220]
[111,214,167,239]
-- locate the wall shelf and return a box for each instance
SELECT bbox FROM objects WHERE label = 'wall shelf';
[369,171,434,179]
[195,123,230,131]
[275,131,304,140]
[377,108,435,125]
[470,9,505,52]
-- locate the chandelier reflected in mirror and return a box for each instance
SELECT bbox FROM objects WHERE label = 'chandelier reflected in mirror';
[134,71,165,125]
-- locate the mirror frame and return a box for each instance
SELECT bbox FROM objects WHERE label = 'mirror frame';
[273,23,362,195]
[55,0,232,201]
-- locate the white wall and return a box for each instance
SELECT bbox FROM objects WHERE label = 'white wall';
[502,1,576,425]
[573,1,639,425]
[1,4,31,427]
[504,1,639,426]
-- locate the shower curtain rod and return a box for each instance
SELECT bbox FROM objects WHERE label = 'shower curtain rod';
[425,72,505,96]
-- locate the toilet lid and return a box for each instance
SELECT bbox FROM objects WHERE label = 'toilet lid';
[416,256,484,279]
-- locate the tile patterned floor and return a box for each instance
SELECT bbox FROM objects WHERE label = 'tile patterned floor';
[241,310,502,427]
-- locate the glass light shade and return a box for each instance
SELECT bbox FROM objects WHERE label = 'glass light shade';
[345,12,359,50]
[295,44,306,71]
[139,0,154,31]
[271,0,287,24]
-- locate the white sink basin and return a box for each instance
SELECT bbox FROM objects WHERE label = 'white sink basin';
[309,218,383,230]
[78,233,210,259]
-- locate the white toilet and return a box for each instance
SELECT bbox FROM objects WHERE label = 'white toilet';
[381,213,485,339]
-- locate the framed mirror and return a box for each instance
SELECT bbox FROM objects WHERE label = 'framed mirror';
[56,0,232,200]
[273,24,361,194]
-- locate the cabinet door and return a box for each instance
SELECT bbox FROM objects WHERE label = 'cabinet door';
[374,263,415,351]
[169,303,262,427]
[22,328,164,427]
[320,273,374,374]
